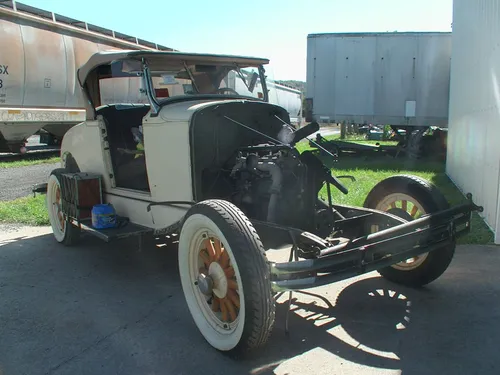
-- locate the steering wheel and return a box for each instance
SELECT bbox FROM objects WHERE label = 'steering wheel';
[213,87,239,95]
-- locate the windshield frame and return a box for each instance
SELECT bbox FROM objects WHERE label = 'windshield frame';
[140,57,269,116]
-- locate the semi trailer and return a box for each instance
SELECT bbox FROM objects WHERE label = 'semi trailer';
[305,32,452,157]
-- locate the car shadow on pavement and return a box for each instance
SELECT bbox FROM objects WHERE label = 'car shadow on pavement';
[245,278,412,374]
[0,231,499,375]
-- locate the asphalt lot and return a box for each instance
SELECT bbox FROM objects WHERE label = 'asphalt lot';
[0,224,499,375]
[0,162,59,201]
[0,134,59,201]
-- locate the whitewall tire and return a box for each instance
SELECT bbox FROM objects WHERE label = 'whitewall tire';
[46,169,80,245]
[178,199,274,354]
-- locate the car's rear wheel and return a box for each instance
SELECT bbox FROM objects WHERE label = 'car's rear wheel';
[178,199,274,354]
[364,174,455,287]
[46,169,80,245]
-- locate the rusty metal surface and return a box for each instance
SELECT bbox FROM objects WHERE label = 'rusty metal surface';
[22,23,67,106]
[0,1,173,146]
[0,1,174,51]
[0,17,24,106]
[0,18,159,111]
[0,0,174,113]
[0,1,300,147]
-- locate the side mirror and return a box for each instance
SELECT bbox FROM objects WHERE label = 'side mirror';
[248,72,258,93]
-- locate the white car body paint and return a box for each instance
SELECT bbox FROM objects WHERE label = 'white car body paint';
[60,98,246,230]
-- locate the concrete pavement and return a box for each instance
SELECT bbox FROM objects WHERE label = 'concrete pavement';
[0,225,498,375]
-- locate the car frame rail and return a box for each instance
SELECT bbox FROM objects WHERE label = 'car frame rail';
[263,193,483,292]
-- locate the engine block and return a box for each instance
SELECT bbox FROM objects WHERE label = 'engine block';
[229,144,310,228]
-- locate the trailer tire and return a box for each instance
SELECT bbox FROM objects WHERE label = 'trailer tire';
[363,174,455,287]
[178,199,275,355]
[406,128,426,159]
[47,168,80,246]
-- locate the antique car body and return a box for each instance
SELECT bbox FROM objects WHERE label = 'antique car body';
[57,50,280,231]
[38,50,482,355]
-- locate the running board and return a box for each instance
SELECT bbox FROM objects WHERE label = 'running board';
[73,218,153,243]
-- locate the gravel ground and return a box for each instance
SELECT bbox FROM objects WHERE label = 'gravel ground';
[0,162,59,201]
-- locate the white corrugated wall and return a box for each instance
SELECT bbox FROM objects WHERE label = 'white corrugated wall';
[447,0,500,244]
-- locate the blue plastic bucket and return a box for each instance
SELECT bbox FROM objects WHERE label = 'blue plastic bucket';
[91,204,117,229]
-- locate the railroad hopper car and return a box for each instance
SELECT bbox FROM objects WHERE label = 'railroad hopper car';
[0,1,302,153]
[0,0,174,153]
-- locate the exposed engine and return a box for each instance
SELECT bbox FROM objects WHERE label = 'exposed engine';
[229,145,308,227]
[225,121,339,236]
[194,110,347,240]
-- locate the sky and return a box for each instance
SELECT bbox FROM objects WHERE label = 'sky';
[18,0,453,81]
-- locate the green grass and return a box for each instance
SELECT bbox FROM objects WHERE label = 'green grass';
[0,194,49,225]
[0,156,60,169]
[312,157,493,245]
[297,135,493,245]
[0,138,494,245]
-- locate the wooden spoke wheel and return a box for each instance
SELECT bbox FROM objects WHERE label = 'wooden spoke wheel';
[197,236,241,324]
[371,192,429,271]
[178,200,274,354]
[364,175,456,287]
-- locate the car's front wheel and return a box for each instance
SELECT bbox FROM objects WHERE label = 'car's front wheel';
[178,199,275,354]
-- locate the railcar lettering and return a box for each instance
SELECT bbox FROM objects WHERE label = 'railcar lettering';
[0,79,2,89]
[0,65,8,75]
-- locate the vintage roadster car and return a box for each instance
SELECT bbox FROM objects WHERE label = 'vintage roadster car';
[37,50,482,355]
